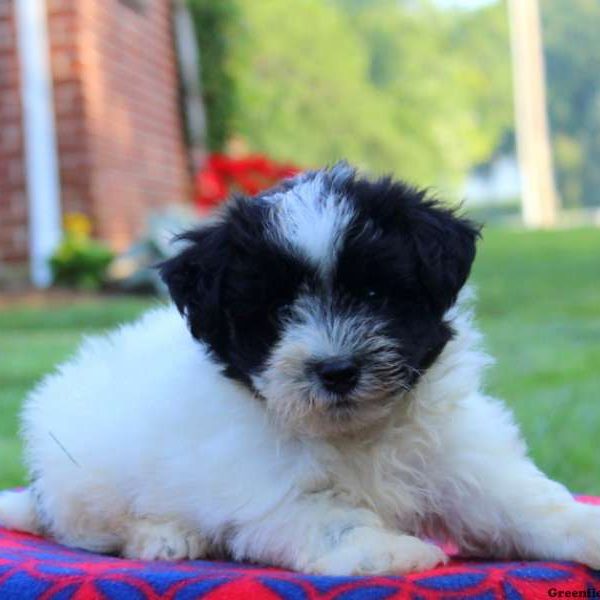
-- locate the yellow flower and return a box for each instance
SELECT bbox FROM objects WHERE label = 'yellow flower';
[64,212,92,239]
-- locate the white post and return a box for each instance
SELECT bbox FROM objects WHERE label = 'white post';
[173,0,207,169]
[508,0,559,228]
[14,0,62,287]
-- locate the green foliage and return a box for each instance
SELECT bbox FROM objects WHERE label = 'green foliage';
[186,0,513,190]
[50,229,114,291]
[187,0,238,151]
[542,0,600,207]
[230,0,385,171]
[338,0,513,186]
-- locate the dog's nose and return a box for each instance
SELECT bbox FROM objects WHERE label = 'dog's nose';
[314,358,359,394]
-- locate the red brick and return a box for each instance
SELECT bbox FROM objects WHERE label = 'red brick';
[47,0,75,17]
[7,158,24,186]
[0,21,14,49]
[1,0,192,271]
[0,3,13,19]
[0,122,21,152]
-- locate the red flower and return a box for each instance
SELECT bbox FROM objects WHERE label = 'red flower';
[195,169,229,208]
[195,154,301,211]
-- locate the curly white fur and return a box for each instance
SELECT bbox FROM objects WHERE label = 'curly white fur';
[1,291,598,575]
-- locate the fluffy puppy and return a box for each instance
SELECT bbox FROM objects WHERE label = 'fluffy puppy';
[1,163,599,575]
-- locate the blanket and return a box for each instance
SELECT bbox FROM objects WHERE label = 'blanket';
[0,495,598,599]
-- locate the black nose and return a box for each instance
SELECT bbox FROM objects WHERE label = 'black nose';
[314,358,360,394]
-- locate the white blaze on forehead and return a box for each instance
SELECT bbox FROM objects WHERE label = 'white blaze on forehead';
[266,172,355,273]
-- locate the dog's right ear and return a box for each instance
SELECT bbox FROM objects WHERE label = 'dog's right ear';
[158,221,230,342]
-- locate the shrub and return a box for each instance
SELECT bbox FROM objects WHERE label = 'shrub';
[50,213,114,290]
[187,0,238,151]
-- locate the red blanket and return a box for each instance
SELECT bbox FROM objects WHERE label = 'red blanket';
[0,496,598,599]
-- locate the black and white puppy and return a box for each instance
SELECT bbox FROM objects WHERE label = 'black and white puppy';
[1,163,598,575]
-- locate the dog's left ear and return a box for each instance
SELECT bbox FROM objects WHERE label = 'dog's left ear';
[158,221,230,344]
[409,201,480,314]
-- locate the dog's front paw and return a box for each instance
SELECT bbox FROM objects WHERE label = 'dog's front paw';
[306,527,448,576]
[122,518,209,561]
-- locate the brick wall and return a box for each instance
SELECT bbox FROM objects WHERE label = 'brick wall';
[76,0,192,251]
[0,0,28,265]
[0,0,192,280]
[47,0,93,220]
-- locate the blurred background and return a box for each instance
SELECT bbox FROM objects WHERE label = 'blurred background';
[0,0,598,492]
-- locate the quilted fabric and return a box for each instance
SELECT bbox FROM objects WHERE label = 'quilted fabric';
[0,496,598,599]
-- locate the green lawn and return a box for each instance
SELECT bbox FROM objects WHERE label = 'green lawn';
[472,228,600,495]
[0,297,159,487]
[0,228,599,493]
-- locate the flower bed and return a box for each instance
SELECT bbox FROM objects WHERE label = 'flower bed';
[196,154,300,211]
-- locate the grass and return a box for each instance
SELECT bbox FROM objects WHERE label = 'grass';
[0,297,159,487]
[0,228,599,494]
[472,228,600,494]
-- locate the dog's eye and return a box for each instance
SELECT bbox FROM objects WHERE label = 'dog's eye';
[362,288,389,307]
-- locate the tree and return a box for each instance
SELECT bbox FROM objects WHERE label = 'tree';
[229,0,397,174]
[336,0,513,187]
[187,0,238,151]
[542,0,600,207]
[190,0,514,192]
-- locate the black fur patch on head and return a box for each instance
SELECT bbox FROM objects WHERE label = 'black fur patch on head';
[336,174,480,315]
[333,171,480,376]
[159,198,313,384]
[159,164,480,390]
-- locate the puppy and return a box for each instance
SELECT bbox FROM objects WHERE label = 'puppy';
[1,163,598,575]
